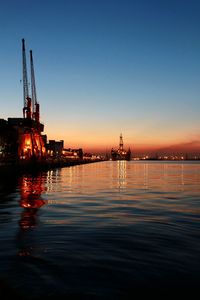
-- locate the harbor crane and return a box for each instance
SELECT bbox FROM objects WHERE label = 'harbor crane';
[22,38,40,123]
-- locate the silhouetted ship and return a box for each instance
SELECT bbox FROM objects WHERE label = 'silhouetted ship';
[111,134,131,161]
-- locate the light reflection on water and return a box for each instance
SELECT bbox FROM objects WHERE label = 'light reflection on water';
[43,161,200,226]
[0,161,200,298]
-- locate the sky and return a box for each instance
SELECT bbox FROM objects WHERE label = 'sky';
[0,0,200,154]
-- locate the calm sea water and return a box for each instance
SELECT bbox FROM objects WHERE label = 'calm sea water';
[0,161,200,299]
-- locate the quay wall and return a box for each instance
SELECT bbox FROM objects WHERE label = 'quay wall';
[0,158,104,176]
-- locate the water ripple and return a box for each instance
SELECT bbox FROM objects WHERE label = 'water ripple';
[0,161,200,298]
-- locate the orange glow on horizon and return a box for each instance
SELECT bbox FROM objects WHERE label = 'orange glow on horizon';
[44,124,200,154]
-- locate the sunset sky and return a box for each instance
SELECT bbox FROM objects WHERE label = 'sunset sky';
[0,0,200,154]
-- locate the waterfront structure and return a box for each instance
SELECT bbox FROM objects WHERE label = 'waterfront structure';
[62,148,83,160]
[46,140,64,158]
[111,134,131,161]
[0,39,46,163]
[0,117,45,162]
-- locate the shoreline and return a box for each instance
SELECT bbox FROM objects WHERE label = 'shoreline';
[0,158,104,176]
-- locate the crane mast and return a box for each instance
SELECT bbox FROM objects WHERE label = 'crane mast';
[30,50,40,122]
[22,38,32,119]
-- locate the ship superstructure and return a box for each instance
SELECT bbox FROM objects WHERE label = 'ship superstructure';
[111,134,131,161]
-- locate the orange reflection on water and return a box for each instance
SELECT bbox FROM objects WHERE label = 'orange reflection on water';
[117,160,127,190]
[19,174,46,230]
